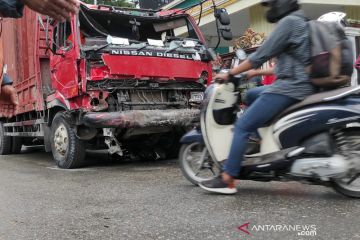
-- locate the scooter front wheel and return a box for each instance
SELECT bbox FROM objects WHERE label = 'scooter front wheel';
[179,142,221,185]
[331,174,360,198]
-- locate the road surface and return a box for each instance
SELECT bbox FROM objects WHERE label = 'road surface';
[0,148,359,240]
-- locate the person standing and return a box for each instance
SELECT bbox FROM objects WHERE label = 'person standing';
[356,55,360,70]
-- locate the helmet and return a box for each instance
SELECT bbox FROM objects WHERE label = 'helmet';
[261,0,300,23]
[318,12,348,28]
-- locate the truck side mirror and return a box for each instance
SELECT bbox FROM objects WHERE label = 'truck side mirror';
[220,26,233,41]
[215,8,230,26]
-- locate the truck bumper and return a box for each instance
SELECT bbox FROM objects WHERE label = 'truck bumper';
[83,109,200,128]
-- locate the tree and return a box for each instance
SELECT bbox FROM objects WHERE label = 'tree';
[83,0,134,7]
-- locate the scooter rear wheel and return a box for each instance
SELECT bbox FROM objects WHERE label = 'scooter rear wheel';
[331,129,360,198]
[179,142,221,185]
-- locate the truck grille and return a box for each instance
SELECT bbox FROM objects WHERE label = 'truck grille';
[87,80,204,111]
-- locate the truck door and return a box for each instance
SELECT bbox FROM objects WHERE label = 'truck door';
[50,21,79,99]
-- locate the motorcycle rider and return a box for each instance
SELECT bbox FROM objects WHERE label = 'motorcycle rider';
[199,0,317,194]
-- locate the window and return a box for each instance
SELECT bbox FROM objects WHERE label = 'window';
[79,5,200,44]
[52,21,72,51]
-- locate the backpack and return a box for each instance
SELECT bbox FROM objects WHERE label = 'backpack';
[308,20,354,88]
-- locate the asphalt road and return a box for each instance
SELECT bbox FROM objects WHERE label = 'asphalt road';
[0,147,359,240]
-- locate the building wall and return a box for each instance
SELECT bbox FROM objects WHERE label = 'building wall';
[345,6,360,21]
[174,0,198,9]
[249,4,273,36]
[139,0,173,9]
[248,4,360,38]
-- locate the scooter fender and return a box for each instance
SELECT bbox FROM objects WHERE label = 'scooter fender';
[180,129,204,144]
[202,83,238,162]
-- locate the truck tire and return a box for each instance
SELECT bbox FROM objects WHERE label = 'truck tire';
[11,137,22,154]
[50,112,86,169]
[0,122,12,155]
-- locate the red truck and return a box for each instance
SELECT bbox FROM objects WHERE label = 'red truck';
[0,3,213,168]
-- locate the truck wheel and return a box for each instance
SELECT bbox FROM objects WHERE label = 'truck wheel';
[50,112,86,169]
[11,137,22,154]
[0,122,11,155]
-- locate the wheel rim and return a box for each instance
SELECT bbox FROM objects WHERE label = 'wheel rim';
[54,123,69,156]
[334,132,360,192]
[182,142,221,183]
[335,174,360,192]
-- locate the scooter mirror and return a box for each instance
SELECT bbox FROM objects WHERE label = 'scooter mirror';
[215,8,230,26]
[235,49,247,60]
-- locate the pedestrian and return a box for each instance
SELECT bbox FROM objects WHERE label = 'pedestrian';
[0,73,18,117]
[244,66,276,106]
[0,24,18,117]
[199,0,316,194]
[355,55,360,70]
[0,0,80,117]
[262,58,277,85]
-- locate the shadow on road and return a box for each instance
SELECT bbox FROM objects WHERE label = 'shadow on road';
[236,185,348,200]
[19,146,176,169]
[14,147,351,201]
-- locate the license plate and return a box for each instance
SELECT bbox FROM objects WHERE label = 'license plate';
[190,92,204,102]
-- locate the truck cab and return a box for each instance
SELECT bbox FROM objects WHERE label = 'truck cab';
[38,4,212,167]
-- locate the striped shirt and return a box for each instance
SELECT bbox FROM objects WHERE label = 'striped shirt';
[249,10,316,100]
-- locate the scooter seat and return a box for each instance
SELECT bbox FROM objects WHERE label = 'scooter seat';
[275,86,360,120]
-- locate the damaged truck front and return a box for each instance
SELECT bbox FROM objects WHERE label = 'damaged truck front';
[0,4,213,168]
[52,4,215,167]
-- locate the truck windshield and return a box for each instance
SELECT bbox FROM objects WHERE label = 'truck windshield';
[79,5,199,44]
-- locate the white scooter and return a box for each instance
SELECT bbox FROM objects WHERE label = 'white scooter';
[179,72,360,198]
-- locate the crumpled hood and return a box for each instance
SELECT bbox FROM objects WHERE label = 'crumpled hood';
[100,53,211,81]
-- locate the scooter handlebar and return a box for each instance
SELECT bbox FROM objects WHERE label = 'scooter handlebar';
[214,73,248,88]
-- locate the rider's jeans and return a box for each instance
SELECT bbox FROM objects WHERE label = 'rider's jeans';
[223,92,299,177]
[245,85,269,106]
